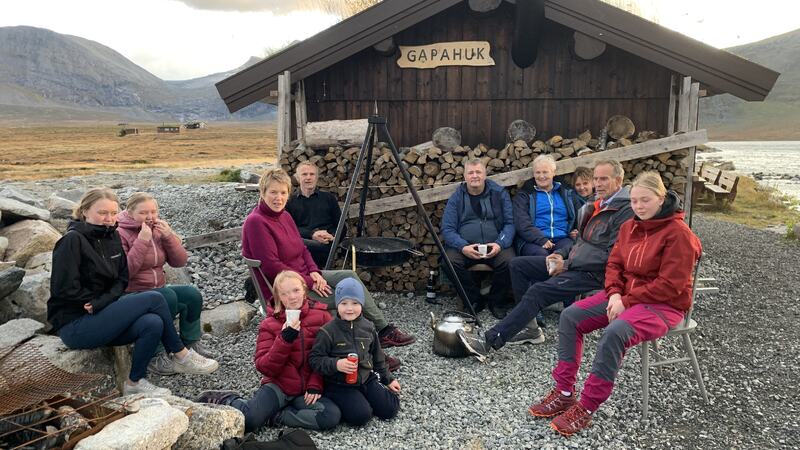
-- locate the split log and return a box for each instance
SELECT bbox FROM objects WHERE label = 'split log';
[304,119,369,149]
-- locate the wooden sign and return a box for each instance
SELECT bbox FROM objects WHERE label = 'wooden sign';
[397,41,495,69]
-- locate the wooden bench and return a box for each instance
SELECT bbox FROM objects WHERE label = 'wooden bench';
[697,164,739,205]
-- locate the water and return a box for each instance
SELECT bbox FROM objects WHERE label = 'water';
[699,141,800,201]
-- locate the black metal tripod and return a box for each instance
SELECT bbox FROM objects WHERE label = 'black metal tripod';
[324,115,480,326]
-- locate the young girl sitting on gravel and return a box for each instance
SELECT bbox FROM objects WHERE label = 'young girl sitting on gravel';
[527,171,702,436]
[309,277,401,426]
[195,270,341,432]
[47,188,218,398]
[117,192,216,376]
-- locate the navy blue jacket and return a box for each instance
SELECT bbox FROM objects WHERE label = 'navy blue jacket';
[441,179,515,250]
[512,179,582,253]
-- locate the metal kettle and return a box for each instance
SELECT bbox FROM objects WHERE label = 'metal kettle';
[430,311,477,357]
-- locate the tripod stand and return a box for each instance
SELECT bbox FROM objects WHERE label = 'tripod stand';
[324,115,481,326]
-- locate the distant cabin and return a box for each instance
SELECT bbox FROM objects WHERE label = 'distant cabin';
[119,128,139,137]
[184,121,206,129]
[157,125,181,133]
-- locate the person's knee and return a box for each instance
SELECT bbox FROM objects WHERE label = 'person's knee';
[343,405,372,426]
[179,285,204,309]
[316,403,341,430]
[374,401,399,421]
[598,320,630,349]
[559,304,581,328]
[137,313,163,337]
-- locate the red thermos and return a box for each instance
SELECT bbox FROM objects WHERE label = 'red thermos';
[345,353,358,384]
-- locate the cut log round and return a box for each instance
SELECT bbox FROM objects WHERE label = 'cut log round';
[606,115,635,140]
[432,127,462,152]
[507,119,536,144]
[572,31,606,60]
[304,119,369,149]
[372,37,396,56]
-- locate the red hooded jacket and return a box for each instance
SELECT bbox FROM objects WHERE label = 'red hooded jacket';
[605,195,702,313]
[117,211,188,292]
[254,298,331,396]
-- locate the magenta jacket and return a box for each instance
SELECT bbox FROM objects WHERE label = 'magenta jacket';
[117,211,188,292]
[241,201,320,304]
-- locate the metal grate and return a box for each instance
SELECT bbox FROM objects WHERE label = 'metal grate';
[0,342,105,416]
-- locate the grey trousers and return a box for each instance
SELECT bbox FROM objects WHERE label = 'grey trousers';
[308,270,388,331]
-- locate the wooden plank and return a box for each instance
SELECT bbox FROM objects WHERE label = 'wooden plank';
[276,73,288,161]
[347,130,708,217]
[688,82,700,131]
[294,80,307,144]
[666,74,676,134]
[684,81,700,222]
[676,76,691,132]
[184,227,243,250]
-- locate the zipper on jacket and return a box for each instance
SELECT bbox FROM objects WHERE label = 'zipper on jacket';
[152,240,159,289]
[350,321,358,384]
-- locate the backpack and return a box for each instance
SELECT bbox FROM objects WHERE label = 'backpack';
[221,430,318,450]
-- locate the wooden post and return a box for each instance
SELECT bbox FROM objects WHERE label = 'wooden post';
[676,76,692,132]
[294,80,308,145]
[684,81,701,225]
[667,74,677,135]
[276,70,292,161]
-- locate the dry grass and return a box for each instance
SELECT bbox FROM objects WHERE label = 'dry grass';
[0,122,277,180]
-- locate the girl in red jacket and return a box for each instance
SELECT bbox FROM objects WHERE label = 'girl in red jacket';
[117,192,215,376]
[196,271,341,432]
[528,171,702,436]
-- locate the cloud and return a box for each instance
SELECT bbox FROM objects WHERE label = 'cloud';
[176,0,345,15]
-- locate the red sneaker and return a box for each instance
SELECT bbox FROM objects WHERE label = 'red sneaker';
[550,403,592,436]
[379,324,416,348]
[528,389,576,418]
[385,355,401,372]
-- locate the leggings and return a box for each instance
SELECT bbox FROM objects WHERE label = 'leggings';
[230,383,341,432]
[58,291,184,381]
[151,284,203,344]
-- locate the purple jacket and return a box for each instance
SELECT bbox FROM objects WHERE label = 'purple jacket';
[117,211,188,292]
[242,201,320,303]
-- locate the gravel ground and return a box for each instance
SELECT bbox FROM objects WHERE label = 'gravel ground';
[7,176,800,449]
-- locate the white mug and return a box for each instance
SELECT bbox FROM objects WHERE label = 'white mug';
[477,244,488,257]
[285,309,301,324]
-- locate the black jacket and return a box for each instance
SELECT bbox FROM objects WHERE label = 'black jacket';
[309,315,393,386]
[285,188,343,240]
[47,220,128,331]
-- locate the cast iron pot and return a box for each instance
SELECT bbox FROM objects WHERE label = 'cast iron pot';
[339,237,424,268]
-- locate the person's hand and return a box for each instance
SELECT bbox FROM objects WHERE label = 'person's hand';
[153,220,174,238]
[304,392,321,405]
[569,229,578,239]
[545,253,565,276]
[310,272,331,296]
[311,230,332,243]
[282,319,301,331]
[336,357,358,374]
[83,303,93,314]
[543,240,554,250]
[462,245,482,260]
[486,243,501,258]
[319,231,334,243]
[387,379,401,393]
[606,293,625,322]
[138,222,152,241]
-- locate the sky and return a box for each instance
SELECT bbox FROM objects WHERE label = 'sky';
[1,0,799,81]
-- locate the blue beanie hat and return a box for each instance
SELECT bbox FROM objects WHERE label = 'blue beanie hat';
[335,278,365,306]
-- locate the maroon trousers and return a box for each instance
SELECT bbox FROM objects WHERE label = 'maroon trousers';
[553,291,684,412]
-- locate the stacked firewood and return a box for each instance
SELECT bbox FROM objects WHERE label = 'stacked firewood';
[280,128,689,292]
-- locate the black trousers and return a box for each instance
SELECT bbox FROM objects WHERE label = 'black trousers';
[444,247,515,308]
[324,375,399,426]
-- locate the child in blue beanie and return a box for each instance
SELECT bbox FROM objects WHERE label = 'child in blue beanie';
[309,277,401,426]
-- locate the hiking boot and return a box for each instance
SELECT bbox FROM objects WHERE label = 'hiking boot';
[550,403,592,436]
[385,355,401,372]
[456,329,490,362]
[123,378,171,396]
[528,389,576,418]
[195,390,240,406]
[147,352,176,376]
[507,326,545,345]
[379,324,416,348]
[186,340,217,359]
[172,349,219,374]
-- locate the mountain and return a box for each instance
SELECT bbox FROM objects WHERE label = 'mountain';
[700,28,800,140]
[0,26,272,122]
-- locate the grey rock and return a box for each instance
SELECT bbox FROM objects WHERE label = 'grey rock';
[46,194,77,220]
[164,264,191,285]
[239,170,261,184]
[0,187,42,207]
[507,119,536,144]
[0,318,45,347]
[0,266,25,299]
[0,197,51,222]
[0,236,8,260]
[163,396,244,450]
[0,219,61,267]
[432,127,462,152]
[55,188,86,203]
[75,402,188,450]
[3,271,50,324]
[25,251,53,271]
[29,335,115,377]
[200,301,256,336]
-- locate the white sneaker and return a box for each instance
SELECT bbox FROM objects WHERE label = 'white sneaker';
[123,378,171,396]
[171,349,219,374]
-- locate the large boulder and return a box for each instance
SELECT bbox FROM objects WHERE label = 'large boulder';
[0,236,8,260]
[200,301,257,336]
[25,251,53,272]
[0,197,50,223]
[0,318,45,347]
[0,266,25,299]
[28,335,115,376]
[75,398,188,450]
[54,188,86,203]
[432,127,462,152]
[47,195,77,233]
[0,187,42,207]
[3,271,51,324]
[0,219,61,267]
